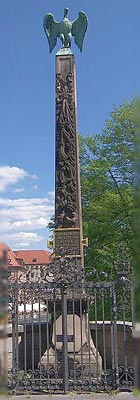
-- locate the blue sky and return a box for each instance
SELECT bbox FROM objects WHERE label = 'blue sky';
[0,0,139,249]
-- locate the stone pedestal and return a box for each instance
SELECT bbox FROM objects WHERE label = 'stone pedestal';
[40,313,102,377]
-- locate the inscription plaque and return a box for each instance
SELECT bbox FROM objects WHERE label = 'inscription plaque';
[54,228,81,257]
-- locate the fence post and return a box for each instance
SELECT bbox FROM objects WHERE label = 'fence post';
[111,283,119,390]
[62,286,68,394]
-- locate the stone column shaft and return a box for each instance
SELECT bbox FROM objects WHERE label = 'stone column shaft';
[54,52,83,264]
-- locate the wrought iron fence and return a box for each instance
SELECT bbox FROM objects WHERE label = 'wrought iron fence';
[7,248,135,394]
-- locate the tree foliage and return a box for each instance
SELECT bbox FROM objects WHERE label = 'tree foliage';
[80,100,134,274]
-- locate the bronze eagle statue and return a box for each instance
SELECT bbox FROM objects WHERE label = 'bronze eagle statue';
[43,8,88,53]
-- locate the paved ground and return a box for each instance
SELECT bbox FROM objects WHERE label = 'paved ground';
[8,392,139,400]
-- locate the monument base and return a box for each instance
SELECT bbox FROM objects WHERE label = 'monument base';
[41,344,102,379]
[40,314,102,379]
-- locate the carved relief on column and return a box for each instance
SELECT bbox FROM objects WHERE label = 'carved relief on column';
[55,71,79,229]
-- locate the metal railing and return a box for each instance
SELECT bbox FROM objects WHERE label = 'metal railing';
[7,248,134,393]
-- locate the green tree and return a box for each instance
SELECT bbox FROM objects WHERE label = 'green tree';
[80,100,134,275]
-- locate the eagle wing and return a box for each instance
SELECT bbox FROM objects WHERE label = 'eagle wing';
[72,11,88,52]
[43,14,60,53]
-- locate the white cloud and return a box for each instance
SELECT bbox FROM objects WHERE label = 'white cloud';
[0,198,51,207]
[0,197,54,231]
[13,188,26,193]
[0,166,29,192]
[0,165,38,192]
[0,196,54,248]
[33,185,38,190]
[11,232,43,241]
[31,174,38,179]
[48,191,55,197]
[0,231,44,249]
[0,165,54,249]
[15,243,30,248]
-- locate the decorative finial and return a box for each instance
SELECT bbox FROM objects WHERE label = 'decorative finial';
[43,9,88,53]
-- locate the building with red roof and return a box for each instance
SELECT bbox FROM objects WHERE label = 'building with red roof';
[14,250,51,266]
[14,249,51,280]
[0,244,51,282]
